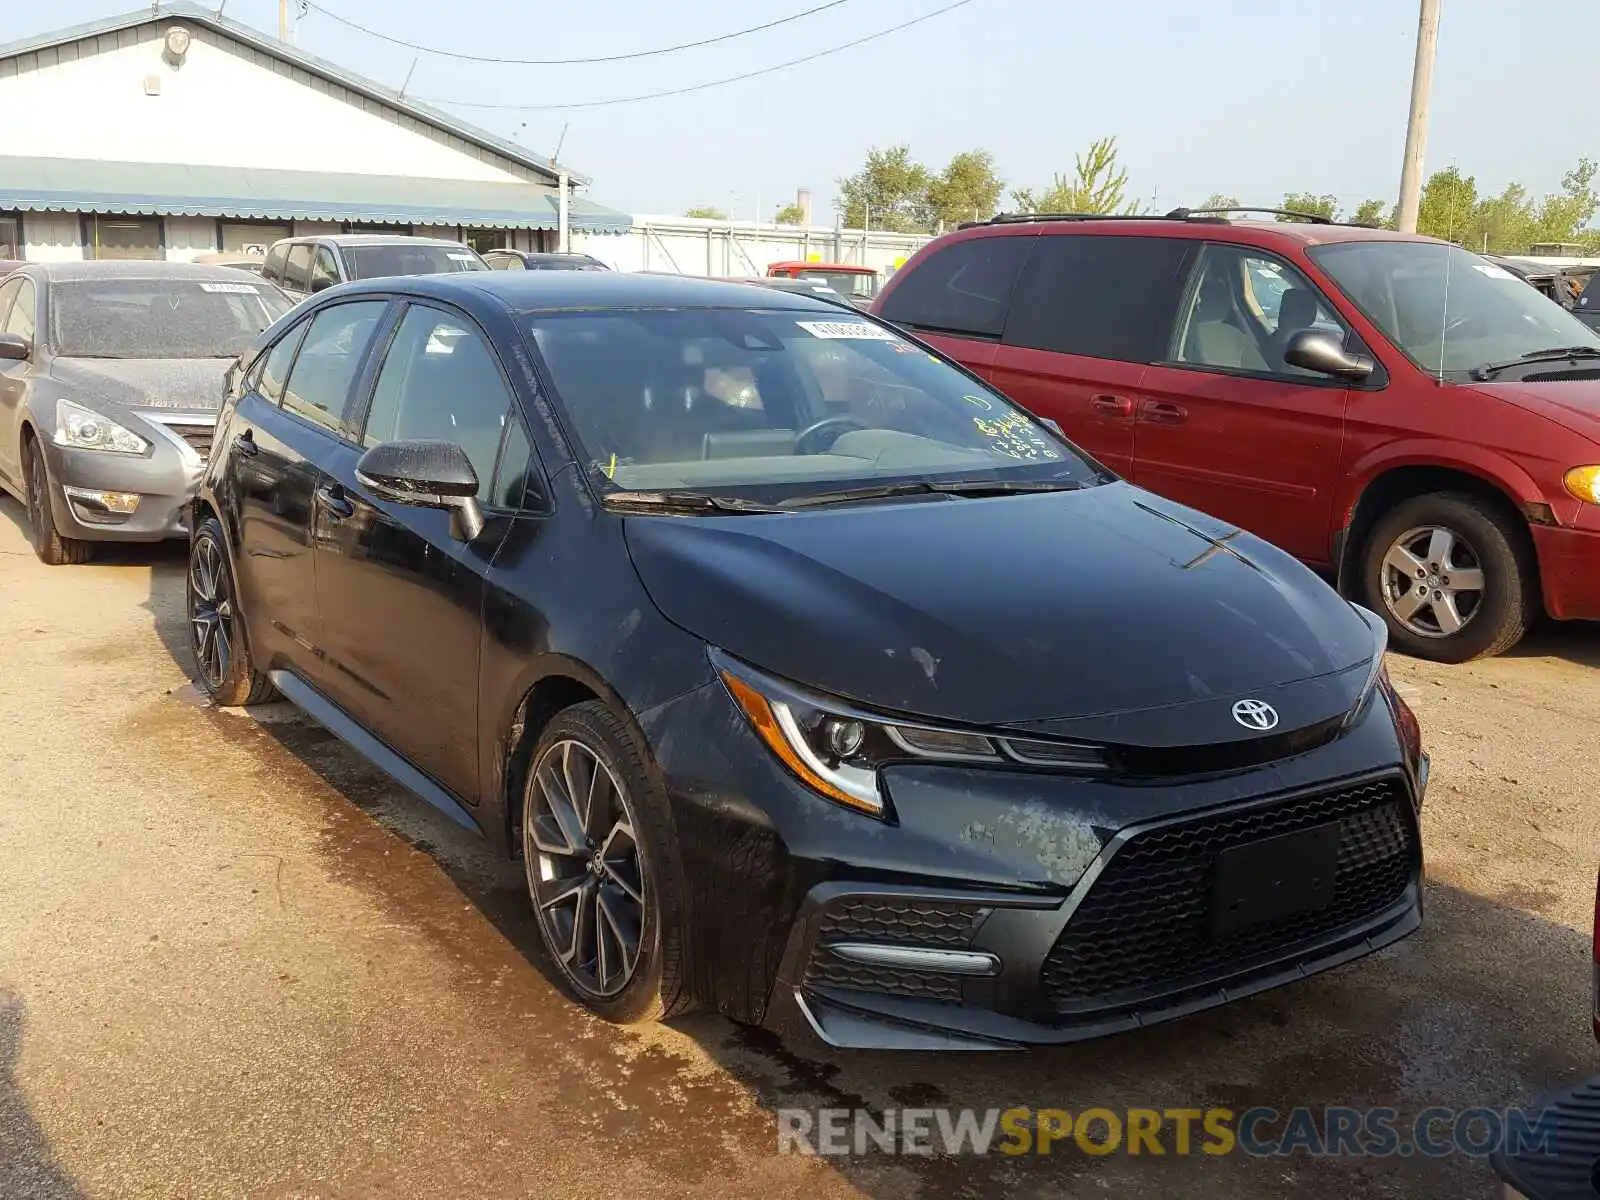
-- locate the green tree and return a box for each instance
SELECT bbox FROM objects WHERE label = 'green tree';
[1351,198,1392,228]
[838,145,933,232]
[1198,193,1241,212]
[1280,192,1340,221]
[684,205,726,220]
[773,203,806,225]
[1012,137,1136,215]
[927,149,1004,229]
[1415,167,1478,242]
[1530,158,1599,248]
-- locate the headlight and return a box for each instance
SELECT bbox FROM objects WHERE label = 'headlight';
[53,399,149,455]
[1564,465,1600,504]
[1342,603,1390,730]
[716,655,1108,818]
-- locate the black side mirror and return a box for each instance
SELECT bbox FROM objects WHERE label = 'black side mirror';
[355,439,485,541]
[0,332,28,361]
[1284,329,1375,381]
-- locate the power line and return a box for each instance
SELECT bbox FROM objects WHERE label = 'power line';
[302,0,857,66]
[414,0,973,112]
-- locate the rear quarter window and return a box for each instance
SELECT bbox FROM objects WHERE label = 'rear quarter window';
[877,235,1035,339]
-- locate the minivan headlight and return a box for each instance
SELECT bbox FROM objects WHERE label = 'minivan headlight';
[1564,465,1600,504]
[716,655,1108,818]
[53,399,149,455]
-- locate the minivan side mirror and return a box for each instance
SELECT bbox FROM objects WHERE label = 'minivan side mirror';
[0,332,29,361]
[355,439,485,541]
[1284,329,1375,381]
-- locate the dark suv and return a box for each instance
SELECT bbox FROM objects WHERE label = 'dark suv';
[262,235,486,298]
[874,212,1600,662]
[186,271,1426,1048]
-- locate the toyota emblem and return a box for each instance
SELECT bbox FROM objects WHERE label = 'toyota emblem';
[1231,699,1279,731]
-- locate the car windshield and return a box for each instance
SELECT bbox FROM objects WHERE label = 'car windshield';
[796,271,878,298]
[51,278,294,358]
[344,244,487,280]
[1309,240,1600,378]
[524,307,1093,496]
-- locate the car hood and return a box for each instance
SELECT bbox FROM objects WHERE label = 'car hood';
[624,482,1378,743]
[1472,379,1600,441]
[48,357,232,412]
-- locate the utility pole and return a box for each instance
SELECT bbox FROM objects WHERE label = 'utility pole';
[1395,0,1442,233]
[278,0,289,41]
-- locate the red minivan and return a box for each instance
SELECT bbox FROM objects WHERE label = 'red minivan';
[873,214,1600,661]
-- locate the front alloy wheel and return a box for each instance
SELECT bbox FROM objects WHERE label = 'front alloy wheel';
[1379,524,1486,639]
[525,738,646,998]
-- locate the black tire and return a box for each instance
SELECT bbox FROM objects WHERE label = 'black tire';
[520,700,691,1025]
[1360,491,1536,663]
[23,436,91,566]
[188,515,276,705]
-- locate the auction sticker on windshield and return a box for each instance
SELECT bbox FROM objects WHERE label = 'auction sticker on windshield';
[198,282,265,294]
[796,320,898,341]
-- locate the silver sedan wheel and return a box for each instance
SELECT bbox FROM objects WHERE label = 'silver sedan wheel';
[523,739,646,998]
[1379,524,1486,639]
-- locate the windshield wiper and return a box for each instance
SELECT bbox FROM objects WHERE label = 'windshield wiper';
[778,478,1085,510]
[602,490,786,515]
[1473,346,1600,380]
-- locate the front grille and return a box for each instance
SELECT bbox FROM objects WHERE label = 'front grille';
[164,423,214,461]
[1041,776,1417,1014]
[804,898,987,1003]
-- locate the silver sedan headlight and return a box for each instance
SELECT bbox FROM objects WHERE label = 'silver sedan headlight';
[53,399,150,455]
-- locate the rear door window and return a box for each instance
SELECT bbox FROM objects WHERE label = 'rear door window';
[876,235,1034,339]
[311,247,341,290]
[257,317,311,404]
[1001,234,1195,364]
[279,301,387,436]
[285,243,314,292]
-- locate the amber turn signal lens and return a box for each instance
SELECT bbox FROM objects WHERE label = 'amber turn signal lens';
[719,671,879,813]
[1564,465,1600,504]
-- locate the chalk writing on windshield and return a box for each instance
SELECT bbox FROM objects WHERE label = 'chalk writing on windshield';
[972,408,1063,461]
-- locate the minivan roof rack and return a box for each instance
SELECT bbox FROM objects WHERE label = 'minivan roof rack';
[1164,206,1334,224]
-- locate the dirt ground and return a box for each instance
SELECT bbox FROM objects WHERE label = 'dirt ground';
[1,493,1597,1200]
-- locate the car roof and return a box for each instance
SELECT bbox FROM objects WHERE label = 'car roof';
[278,234,474,247]
[18,260,282,282]
[943,215,1447,250]
[339,270,851,312]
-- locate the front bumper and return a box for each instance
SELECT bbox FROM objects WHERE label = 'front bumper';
[647,679,1425,1049]
[40,412,210,542]
[1532,518,1600,622]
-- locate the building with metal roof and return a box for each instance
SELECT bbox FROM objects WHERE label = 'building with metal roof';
[0,2,630,263]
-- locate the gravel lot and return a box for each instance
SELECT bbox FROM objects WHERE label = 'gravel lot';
[1,494,1596,1199]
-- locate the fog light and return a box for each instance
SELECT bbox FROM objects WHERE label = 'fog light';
[63,486,140,522]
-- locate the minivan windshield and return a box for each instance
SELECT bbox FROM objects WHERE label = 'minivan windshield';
[52,278,294,358]
[1308,240,1600,378]
[344,243,487,280]
[524,307,1093,497]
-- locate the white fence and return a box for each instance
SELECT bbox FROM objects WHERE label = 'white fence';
[569,213,931,279]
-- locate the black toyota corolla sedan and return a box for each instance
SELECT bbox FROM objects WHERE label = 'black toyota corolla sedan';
[189,272,1427,1049]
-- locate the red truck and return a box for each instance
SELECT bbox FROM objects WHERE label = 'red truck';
[766,261,878,309]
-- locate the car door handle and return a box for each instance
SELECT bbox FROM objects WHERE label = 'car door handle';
[1141,401,1188,424]
[1089,393,1134,416]
[235,428,259,458]
[315,483,355,521]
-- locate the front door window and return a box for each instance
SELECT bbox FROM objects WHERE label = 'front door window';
[1173,245,1349,377]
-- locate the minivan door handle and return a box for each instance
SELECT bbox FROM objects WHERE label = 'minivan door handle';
[315,483,355,521]
[1141,400,1188,424]
[1089,393,1134,417]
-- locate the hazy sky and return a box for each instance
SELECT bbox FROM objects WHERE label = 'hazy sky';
[21,0,1597,220]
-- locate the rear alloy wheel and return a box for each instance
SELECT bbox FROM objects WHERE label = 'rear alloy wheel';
[1362,492,1534,662]
[23,437,91,565]
[521,701,690,1024]
[187,515,275,705]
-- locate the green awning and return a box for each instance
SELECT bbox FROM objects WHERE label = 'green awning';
[0,155,631,233]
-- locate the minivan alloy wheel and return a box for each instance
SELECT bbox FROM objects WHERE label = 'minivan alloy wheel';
[525,739,646,998]
[188,535,236,688]
[1379,524,1486,638]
